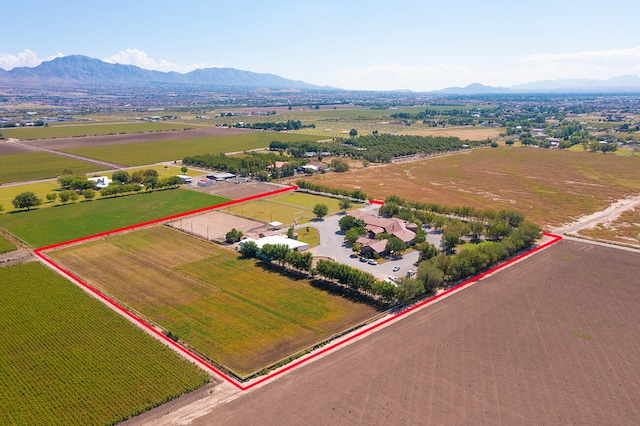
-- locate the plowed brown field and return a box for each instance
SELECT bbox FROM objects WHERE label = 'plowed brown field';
[179,239,640,425]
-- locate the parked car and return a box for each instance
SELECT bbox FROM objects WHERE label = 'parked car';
[392,266,401,272]
[389,275,398,282]
[406,269,416,277]
[367,259,377,265]
[359,257,367,262]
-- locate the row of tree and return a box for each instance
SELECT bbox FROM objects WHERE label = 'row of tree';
[296,180,368,200]
[271,134,486,163]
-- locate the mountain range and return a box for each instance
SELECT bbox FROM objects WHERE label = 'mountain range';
[0,55,328,91]
[1,55,640,94]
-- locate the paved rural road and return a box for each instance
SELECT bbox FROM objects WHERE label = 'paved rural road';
[131,239,640,425]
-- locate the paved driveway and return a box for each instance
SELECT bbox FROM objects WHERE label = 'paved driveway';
[299,206,437,280]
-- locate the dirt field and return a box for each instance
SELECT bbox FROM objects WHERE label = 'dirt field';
[137,239,640,425]
[17,127,256,150]
[0,139,33,154]
[195,181,288,200]
[168,211,263,241]
[304,147,640,229]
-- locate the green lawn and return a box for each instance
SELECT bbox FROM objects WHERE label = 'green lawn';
[0,189,230,247]
[0,235,16,254]
[60,132,324,166]
[1,122,198,139]
[0,262,209,426]
[0,151,101,184]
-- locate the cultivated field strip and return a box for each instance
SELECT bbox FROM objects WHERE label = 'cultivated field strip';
[48,226,378,376]
[0,262,210,426]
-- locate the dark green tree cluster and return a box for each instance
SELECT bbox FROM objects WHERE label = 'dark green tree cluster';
[315,259,376,293]
[240,242,313,273]
[184,152,304,178]
[235,120,315,131]
[58,174,96,192]
[225,228,243,243]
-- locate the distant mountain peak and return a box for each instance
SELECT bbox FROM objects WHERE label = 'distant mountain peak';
[0,54,333,91]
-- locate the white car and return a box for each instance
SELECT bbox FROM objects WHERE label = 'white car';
[392,266,401,272]
[367,259,377,265]
[389,275,398,282]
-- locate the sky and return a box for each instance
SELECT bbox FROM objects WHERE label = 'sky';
[2,0,640,91]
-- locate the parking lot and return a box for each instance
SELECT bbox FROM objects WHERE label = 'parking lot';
[303,206,441,280]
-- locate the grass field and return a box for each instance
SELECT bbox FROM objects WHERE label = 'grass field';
[49,226,379,376]
[223,192,358,225]
[59,132,324,166]
[0,189,229,247]
[1,122,198,140]
[0,235,16,254]
[304,147,640,229]
[0,262,209,426]
[0,151,101,184]
[0,165,185,212]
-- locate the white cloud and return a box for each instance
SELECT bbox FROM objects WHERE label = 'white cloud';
[0,49,63,70]
[102,49,221,73]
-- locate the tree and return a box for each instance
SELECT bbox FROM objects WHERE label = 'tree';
[83,188,96,201]
[225,228,243,243]
[395,277,425,304]
[0,204,3,212]
[413,224,427,244]
[349,128,358,137]
[416,242,439,261]
[46,193,58,203]
[468,220,485,241]
[372,280,396,302]
[345,227,366,245]
[339,198,352,212]
[181,165,188,174]
[239,240,259,258]
[385,236,406,257]
[12,192,42,210]
[330,159,350,172]
[417,260,444,292]
[59,190,78,204]
[111,170,131,184]
[338,215,365,232]
[287,227,295,239]
[313,203,329,219]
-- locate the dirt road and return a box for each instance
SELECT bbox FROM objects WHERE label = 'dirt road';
[551,193,640,235]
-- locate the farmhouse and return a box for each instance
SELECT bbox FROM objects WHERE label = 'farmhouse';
[241,235,309,252]
[88,176,111,189]
[348,210,416,244]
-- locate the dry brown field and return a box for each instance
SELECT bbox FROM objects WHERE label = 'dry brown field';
[18,127,255,150]
[304,147,640,229]
[578,206,640,248]
[195,181,286,200]
[168,211,263,241]
[396,126,502,140]
[178,239,640,425]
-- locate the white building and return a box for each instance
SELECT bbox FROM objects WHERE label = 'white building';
[241,235,309,252]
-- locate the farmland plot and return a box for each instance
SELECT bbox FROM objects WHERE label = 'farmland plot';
[49,226,379,376]
[0,262,210,426]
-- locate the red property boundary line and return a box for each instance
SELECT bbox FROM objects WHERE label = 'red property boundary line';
[33,188,562,392]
